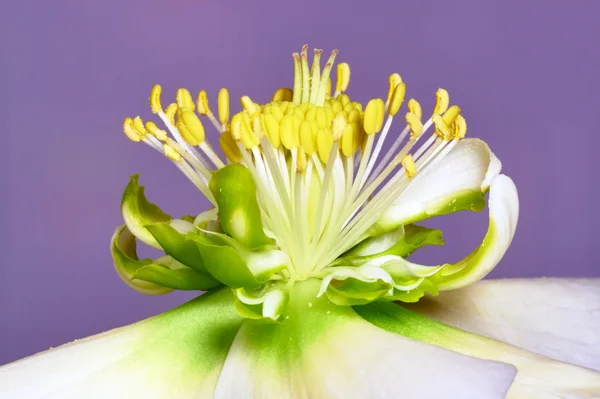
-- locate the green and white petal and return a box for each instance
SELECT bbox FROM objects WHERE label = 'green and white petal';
[432,174,519,290]
[111,225,220,293]
[234,286,290,321]
[111,225,173,295]
[145,219,209,274]
[0,289,243,399]
[215,280,516,399]
[191,231,290,289]
[356,300,600,399]
[404,278,600,372]
[121,174,172,249]
[370,138,501,236]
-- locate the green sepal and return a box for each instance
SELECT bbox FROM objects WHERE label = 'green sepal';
[233,285,290,321]
[368,189,486,238]
[111,225,220,293]
[132,262,221,291]
[386,279,439,303]
[145,221,209,274]
[327,278,393,306]
[333,224,444,268]
[190,231,290,289]
[209,164,274,249]
[110,225,172,296]
[121,174,172,249]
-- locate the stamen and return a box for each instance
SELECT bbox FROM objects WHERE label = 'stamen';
[334,62,350,97]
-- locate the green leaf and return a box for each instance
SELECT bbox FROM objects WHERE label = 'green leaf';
[145,221,208,274]
[209,164,274,249]
[190,232,289,289]
[121,174,172,249]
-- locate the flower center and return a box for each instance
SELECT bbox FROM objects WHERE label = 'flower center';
[123,45,467,278]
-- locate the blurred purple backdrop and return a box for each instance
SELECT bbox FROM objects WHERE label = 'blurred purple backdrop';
[2,0,599,364]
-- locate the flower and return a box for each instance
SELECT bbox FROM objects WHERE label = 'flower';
[1,46,599,398]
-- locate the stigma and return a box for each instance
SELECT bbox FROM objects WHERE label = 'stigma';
[123,45,467,276]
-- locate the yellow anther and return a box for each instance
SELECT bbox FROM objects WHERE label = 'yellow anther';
[337,93,350,106]
[179,108,206,143]
[240,112,259,149]
[388,82,406,116]
[241,96,259,114]
[442,105,461,126]
[364,98,385,135]
[316,107,328,128]
[150,85,163,114]
[123,118,142,142]
[387,73,403,104]
[230,113,243,141]
[177,120,199,146]
[272,88,293,102]
[280,101,290,113]
[433,88,449,115]
[263,113,281,148]
[341,123,359,157]
[176,88,195,111]
[294,107,307,120]
[165,103,178,125]
[352,101,363,113]
[347,108,361,123]
[196,90,211,115]
[145,121,167,142]
[335,62,351,94]
[305,105,317,121]
[401,154,417,179]
[325,107,334,126]
[432,114,452,140]
[316,127,334,163]
[164,143,183,162]
[331,113,347,141]
[297,149,307,172]
[219,131,242,163]
[454,115,467,139]
[132,116,148,137]
[343,102,354,114]
[252,114,266,140]
[280,115,296,150]
[408,99,422,121]
[405,112,424,139]
[300,120,317,155]
[284,102,297,116]
[331,100,343,114]
[218,88,230,125]
[271,103,284,121]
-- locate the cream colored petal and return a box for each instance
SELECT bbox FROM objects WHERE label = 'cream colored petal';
[406,278,600,372]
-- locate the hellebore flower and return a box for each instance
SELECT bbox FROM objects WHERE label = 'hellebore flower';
[1,46,599,398]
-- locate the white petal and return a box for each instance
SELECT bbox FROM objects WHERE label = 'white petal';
[0,290,242,398]
[434,173,519,290]
[215,280,516,399]
[406,278,600,372]
[375,138,501,231]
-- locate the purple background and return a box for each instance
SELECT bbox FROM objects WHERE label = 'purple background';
[2,0,599,364]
